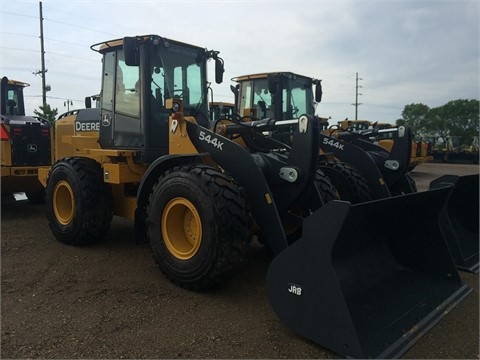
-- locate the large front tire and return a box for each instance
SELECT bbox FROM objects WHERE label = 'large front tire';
[45,158,113,245]
[318,160,372,204]
[147,165,251,290]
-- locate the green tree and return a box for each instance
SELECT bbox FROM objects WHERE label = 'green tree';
[34,103,58,126]
[424,106,450,145]
[398,99,479,148]
[397,103,430,138]
[426,99,479,147]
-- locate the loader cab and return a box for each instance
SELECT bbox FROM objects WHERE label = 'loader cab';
[92,35,223,163]
[232,72,321,121]
[209,101,235,123]
[1,76,28,116]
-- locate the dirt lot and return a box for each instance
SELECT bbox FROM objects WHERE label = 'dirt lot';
[1,162,478,359]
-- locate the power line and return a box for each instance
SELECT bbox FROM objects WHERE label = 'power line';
[42,3,139,34]
[47,51,98,63]
[0,10,37,19]
[44,37,88,48]
[0,66,37,72]
[44,17,119,37]
[0,31,38,39]
[1,46,39,53]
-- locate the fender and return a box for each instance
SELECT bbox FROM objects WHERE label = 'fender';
[319,133,391,199]
[136,153,204,209]
[348,126,413,191]
[134,153,205,242]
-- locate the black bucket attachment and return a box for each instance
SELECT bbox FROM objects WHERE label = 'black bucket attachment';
[430,174,479,273]
[267,187,472,359]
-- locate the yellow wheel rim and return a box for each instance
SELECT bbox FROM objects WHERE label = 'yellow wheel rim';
[53,180,75,225]
[162,197,202,260]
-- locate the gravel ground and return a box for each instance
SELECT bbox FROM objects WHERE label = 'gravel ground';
[1,162,478,359]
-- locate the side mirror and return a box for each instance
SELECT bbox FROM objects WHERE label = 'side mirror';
[85,96,92,109]
[230,84,239,108]
[123,37,139,66]
[215,58,224,84]
[315,80,323,103]
[230,84,238,96]
[1,76,8,115]
[267,75,277,94]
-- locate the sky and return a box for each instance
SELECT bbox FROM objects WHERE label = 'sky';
[1,0,479,124]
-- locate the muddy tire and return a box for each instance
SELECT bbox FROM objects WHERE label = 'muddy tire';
[147,164,251,290]
[318,160,372,204]
[314,168,338,205]
[45,157,113,245]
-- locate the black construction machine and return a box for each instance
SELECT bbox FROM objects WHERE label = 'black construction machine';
[230,72,416,200]
[39,37,472,359]
[231,71,479,274]
[217,115,472,358]
[323,124,479,274]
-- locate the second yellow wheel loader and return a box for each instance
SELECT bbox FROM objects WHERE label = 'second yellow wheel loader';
[1,76,53,204]
[231,71,479,273]
[39,35,472,358]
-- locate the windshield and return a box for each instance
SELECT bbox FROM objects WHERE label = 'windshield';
[3,84,26,116]
[283,76,314,118]
[237,74,315,120]
[148,42,208,118]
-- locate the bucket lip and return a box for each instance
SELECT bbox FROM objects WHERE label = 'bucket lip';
[375,284,473,359]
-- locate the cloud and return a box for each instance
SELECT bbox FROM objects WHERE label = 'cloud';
[1,0,478,123]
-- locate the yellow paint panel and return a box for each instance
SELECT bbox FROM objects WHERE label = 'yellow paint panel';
[265,193,273,204]
[102,163,144,184]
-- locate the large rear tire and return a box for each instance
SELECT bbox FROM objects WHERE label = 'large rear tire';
[45,157,113,245]
[147,164,251,290]
[318,160,372,204]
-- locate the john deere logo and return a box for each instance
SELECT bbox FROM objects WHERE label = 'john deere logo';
[102,113,111,127]
[27,144,38,152]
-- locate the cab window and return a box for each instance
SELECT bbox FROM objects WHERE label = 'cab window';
[115,51,140,118]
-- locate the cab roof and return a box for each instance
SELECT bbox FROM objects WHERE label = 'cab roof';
[3,78,30,88]
[90,34,205,54]
[231,71,313,83]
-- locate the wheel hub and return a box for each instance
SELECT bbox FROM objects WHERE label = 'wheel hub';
[162,197,202,260]
[53,180,74,225]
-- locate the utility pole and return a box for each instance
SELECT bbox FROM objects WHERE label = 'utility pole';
[352,72,363,120]
[64,100,73,111]
[38,1,48,106]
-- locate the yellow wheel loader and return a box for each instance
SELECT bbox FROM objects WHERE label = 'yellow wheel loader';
[231,71,479,273]
[334,119,434,170]
[39,36,472,358]
[209,101,235,123]
[1,76,53,204]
